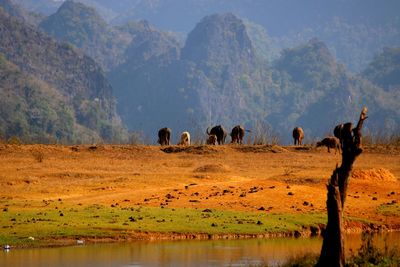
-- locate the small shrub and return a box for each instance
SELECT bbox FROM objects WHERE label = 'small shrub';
[280,253,318,267]
[252,121,281,145]
[31,150,44,163]
[7,136,21,145]
[128,131,145,145]
[346,233,400,267]
[283,167,295,176]
[363,131,400,146]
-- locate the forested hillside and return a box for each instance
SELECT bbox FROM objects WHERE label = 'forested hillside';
[108,13,400,141]
[14,0,400,72]
[39,1,131,70]
[1,0,399,144]
[0,7,127,143]
[362,47,400,91]
[0,54,77,143]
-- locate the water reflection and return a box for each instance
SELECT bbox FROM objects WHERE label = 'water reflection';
[1,233,399,267]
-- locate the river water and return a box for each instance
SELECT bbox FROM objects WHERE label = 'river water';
[1,233,399,267]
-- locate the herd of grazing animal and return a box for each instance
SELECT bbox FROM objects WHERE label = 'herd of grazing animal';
[157,122,348,154]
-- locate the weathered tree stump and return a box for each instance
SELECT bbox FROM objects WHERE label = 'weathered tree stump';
[317,108,368,267]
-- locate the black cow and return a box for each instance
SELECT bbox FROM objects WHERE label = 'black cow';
[206,125,227,145]
[158,127,171,146]
[230,125,248,144]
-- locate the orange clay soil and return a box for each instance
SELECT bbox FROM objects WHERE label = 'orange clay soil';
[0,144,399,229]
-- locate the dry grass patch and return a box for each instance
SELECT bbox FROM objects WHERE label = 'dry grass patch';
[234,145,288,153]
[351,168,397,182]
[193,164,230,173]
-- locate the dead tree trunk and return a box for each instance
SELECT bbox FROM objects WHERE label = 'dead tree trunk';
[317,108,368,267]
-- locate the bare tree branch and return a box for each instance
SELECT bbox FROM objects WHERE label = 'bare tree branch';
[317,107,368,267]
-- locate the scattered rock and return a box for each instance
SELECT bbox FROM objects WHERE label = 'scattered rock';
[310,225,320,236]
[258,207,265,211]
[202,209,212,213]
[165,194,175,199]
[288,192,294,196]
[211,223,217,227]
[303,201,309,206]
[256,220,263,225]
[372,197,378,201]
[294,230,301,238]
[249,186,262,193]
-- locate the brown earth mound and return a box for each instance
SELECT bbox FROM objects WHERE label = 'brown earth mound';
[234,145,288,153]
[351,168,397,182]
[161,146,219,154]
[193,164,230,173]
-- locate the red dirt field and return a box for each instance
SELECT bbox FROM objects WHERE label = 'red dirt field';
[0,144,398,232]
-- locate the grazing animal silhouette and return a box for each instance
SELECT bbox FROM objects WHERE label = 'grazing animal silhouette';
[292,127,304,146]
[334,123,344,148]
[206,125,227,145]
[158,127,171,146]
[178,131,190,146]
[206,134,217,145]
[230,125,249,144]
[316,137,341,154]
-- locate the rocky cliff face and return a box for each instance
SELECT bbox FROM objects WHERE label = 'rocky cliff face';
[182,13,256,71]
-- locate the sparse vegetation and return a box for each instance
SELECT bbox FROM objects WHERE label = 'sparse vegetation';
[346,233,400,267]
[7,136,21,145]
[272,233,400,267]
[363,132,400,147]
[0,201,327,247]
[31,150,44,163]
[252,121,281,145]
